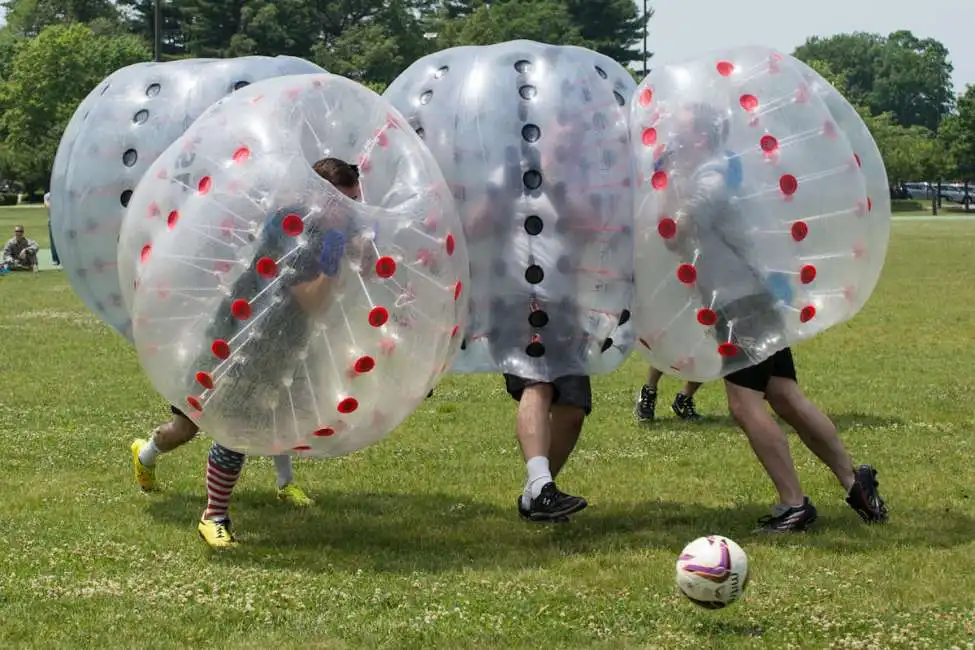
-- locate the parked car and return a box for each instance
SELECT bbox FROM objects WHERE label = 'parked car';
[901,182,934,200]
[939,183,974,209]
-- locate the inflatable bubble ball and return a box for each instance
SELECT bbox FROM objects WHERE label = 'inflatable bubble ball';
[118,73,470,457]
[385,41,637,381]
[50,55,325,341]
[630,46,889,382]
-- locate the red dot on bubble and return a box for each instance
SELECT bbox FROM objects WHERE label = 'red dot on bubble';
[676,263,697,285]
[293,445,311,452]
[186,396,202,411]
[140,244,152,263]
[445,233,455,255]
[867,197,873,212]
[281,214,304,236]
[642,127,657,146]
[740,94,759,112]
[760,135,778,153]
[854,153,862,167]
[651,170,668,190]
[368,306,389,327]
[657,217,677,239]
[147,202,161,219]
[791,221,809,241]
[717,61,735,77]
[800,264,817,284]
[354,356,376,374]
[639,88,653,106]
[232,147,250,163]
[451,324,459,338]
[211,339,230,359]
[822,121,837,139]
[375,256,396,278]
[337,398,359,414]
[780,174,798,196]
[800,305,816,323]
[377,132,389,147]
[697,308,718,326]
[313,427,335,437]
[231,299,251,320]
[717,342,739,357]
[195,371,214,389]
[255,257,277,278]
[454,281,463,300]
[198,176,212,194]
[167,210,179,229]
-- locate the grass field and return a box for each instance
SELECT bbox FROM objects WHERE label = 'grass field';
[1,204,974,649]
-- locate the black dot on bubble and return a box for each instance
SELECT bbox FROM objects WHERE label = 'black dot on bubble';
[415,127,425,139]
[522,124,541,142]
[519,85,537,100]
[100,84,110,95]
[120,190,133,207]
[525,264,544,284]
[233,80,250,91]
[83,111,90,121]
[595,66,607,79]
[67,229,78,241]
[133,109,149,124]
[600,338,614,352]
[524,215,543,235]
[523,170,542,190]
[146,83,161,97]
[460,338,468,350]
[557,255,572,273]
[420,90,433,105]
[528,310,549,328]
[122,149,138,167]
[435,66,449,78]
[619,309,631,326]
[514,59,532,73]
[614,91,625,106]
[526,341,545,357]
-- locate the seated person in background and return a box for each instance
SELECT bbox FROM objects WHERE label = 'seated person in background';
[3,225,39,271]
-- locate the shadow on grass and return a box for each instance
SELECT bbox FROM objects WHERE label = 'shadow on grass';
[830,412,905,432]
[145,488,974,573]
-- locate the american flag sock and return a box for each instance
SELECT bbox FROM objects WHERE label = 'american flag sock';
[203,443,246,521]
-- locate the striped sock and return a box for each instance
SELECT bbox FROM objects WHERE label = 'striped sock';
[203,443,246,521]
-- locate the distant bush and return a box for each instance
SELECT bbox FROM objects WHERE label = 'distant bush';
[0,193,19,206]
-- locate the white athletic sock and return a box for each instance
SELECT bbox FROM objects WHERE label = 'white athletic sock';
[138,438,162,467]
[273,455,294,489]
[526,456,553,499]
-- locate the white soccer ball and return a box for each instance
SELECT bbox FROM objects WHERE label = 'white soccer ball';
[676,535,749,609]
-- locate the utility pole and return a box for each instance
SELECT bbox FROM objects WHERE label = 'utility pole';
[153,0,163,62]
[642,0,648,77]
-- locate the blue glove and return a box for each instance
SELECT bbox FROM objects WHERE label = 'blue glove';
[766,272,794,305]
[318,228,348,277]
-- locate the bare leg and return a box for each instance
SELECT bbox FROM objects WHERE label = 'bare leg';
[681,381,703,398]
[548,404,585,478]
[153,414,199,452]
[726,380,804,507]
[647,366,664,389]
[766,377,855,492]
[516,383,554,461]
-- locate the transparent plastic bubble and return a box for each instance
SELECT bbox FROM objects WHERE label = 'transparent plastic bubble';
[50,55,325,341]
[630,47,887,381]
[119,73,469,457]
[385,41,637,381]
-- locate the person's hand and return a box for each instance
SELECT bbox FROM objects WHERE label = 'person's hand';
[318,229,348,277]
[18,250,27,260]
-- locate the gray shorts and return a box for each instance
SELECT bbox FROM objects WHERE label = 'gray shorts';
[503,374,592,416]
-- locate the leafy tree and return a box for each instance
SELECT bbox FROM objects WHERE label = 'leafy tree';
[179,0,244,57]
[562,0,644,65]
[0,0,121,36]
[116,0,189,58]
[0,23,149,190]
[862,112,949,184]
[435,0,585,49]
[794,30,954,131]
[941,85,975,181]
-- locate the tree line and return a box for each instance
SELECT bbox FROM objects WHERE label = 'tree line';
[0,0,972,196]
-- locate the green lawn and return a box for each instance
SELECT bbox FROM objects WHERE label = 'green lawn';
[0,206,973,649]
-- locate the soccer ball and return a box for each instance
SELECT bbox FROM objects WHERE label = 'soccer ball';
[676,535,749,609]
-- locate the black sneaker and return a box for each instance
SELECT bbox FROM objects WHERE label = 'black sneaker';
[635,386,657,422]
[755,496,818,533]
[517,495,570,523]
[846,464,888,523]
[672,393,702,420]
[520,482,587,522]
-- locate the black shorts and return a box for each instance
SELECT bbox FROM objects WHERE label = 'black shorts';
[503,374,592,416]
[724,347,798,394]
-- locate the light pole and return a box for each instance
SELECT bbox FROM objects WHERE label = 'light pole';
[153,0,162,62]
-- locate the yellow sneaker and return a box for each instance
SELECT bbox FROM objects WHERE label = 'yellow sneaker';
[277,482,314,508]
[198,518,237,549]
[130,439,158,492]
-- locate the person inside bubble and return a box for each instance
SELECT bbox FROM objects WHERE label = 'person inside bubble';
[130,157,371,548]
[659,102,887,533]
